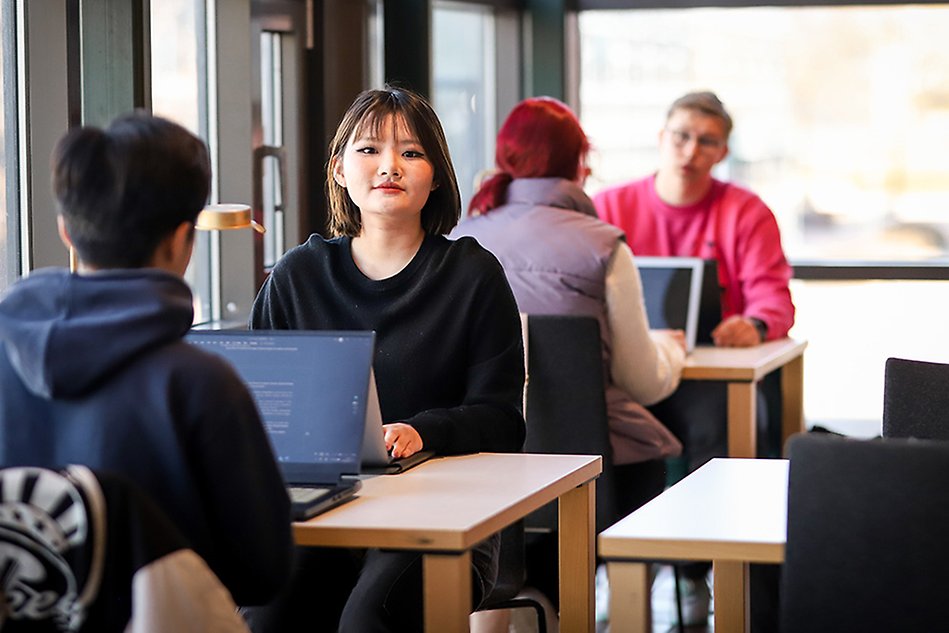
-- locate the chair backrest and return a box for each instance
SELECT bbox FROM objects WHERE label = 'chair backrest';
[781,434,949,633]
[0,466,248,633]
[522,314,616,534]
[883,356,949,440]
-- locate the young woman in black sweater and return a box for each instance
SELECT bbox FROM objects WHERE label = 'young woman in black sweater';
[246,86,526,633]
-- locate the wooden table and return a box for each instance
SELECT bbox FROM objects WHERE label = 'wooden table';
[294,452,601,633]
[684,338,807,457]
[599,458,787,633]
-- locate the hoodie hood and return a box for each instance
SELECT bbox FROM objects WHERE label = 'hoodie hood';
[0,268,194,398]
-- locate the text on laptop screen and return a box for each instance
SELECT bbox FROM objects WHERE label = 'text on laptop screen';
[187,331,374,467]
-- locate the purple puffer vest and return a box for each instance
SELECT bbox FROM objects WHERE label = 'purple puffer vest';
[452,178,681,464]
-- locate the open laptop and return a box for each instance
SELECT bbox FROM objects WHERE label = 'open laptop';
[186,329,373,520]
[359,370,434,475]
[636,256,721,352]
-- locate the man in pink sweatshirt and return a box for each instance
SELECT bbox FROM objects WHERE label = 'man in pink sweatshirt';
[594,91,794,346]
[594,92,790,628]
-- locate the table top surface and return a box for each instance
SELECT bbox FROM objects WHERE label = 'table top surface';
[599,458,787,563]
[683,338,807,381]
[293,452,601,551]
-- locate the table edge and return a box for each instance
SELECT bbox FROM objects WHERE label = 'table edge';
[294,454,602,552]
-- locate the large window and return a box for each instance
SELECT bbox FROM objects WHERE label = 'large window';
[580,6,949,262]
[150,1,202,133]
[150,0,212,323]
[790,278,949,436]
[433,2,496,211]
[580,7,949,435]
[1,0,18,291]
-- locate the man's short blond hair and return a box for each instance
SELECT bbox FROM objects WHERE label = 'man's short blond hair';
[667,91,733,139]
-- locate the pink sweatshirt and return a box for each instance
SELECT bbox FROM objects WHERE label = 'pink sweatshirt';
[593,174,794,339]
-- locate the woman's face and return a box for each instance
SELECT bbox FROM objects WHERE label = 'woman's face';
[333,114,436,228]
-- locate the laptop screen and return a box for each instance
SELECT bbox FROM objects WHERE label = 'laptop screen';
[186,330,375,483]
[635,257,720,352]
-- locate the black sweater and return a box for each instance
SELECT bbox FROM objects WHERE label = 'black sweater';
[251,234,526,455]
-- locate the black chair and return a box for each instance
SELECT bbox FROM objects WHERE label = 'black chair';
[522,314,617,536]
[781,434,949,633]
[0,465,248,632]
[882,356,949,440]
[517,314,687,631]
[467,315,611,630]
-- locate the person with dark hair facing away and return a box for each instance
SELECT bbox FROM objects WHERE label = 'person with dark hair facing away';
[455,96,686,506]
[245,86,525,633]
[594,91,793,628]
[451,97,686,623]
[0,112,293,608]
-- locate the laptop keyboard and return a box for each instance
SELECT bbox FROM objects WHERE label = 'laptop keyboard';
[288,486,332,503]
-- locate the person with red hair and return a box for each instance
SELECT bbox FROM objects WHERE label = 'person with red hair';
[454,96,686,516]
[454,97,686,626]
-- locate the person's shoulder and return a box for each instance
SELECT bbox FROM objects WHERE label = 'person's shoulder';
[440,234,506,276]
[444,234,498,261]
[718,180,768,207]
[445,232,484,249]
[535,205,624,245]
[270,234,345,274]
[163,341,263,423]
[293,233,346,256]
[450,214,491,240]
[716,180,776,220]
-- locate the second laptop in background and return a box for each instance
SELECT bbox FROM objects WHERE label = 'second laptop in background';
[635,256,721,352]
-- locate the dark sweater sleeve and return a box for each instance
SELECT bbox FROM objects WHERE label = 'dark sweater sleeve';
[407,257,526,455]
[179,355,293,606]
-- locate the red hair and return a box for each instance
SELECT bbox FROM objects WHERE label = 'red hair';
[468,97,590,216]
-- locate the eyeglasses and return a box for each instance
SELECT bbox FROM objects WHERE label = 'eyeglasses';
[665,128,726,152]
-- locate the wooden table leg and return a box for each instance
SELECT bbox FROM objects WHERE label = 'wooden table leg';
[714,560,750,633]
[727,381,757,458]
[781,354,805,452]
[608,561,650,633]
[423,550,471,633]
[559,480,595,633]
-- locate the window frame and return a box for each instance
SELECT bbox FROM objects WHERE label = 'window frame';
[1,0,20,289]
[16,1,71,274]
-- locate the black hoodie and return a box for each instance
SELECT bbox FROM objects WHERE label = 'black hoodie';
[0,267,292,606]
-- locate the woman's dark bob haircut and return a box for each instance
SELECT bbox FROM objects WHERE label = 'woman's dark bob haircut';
[326,85,461,237]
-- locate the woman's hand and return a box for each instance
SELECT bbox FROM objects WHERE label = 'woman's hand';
[654,328,687,352]
[383,423,424,459]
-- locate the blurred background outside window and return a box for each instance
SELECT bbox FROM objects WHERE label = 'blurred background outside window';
[580,7,949,435]
[433,2,496,213]
[150,0,212,323]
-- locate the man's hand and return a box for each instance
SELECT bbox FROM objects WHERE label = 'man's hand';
[712,315,763,348]
[383,423,423,459]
